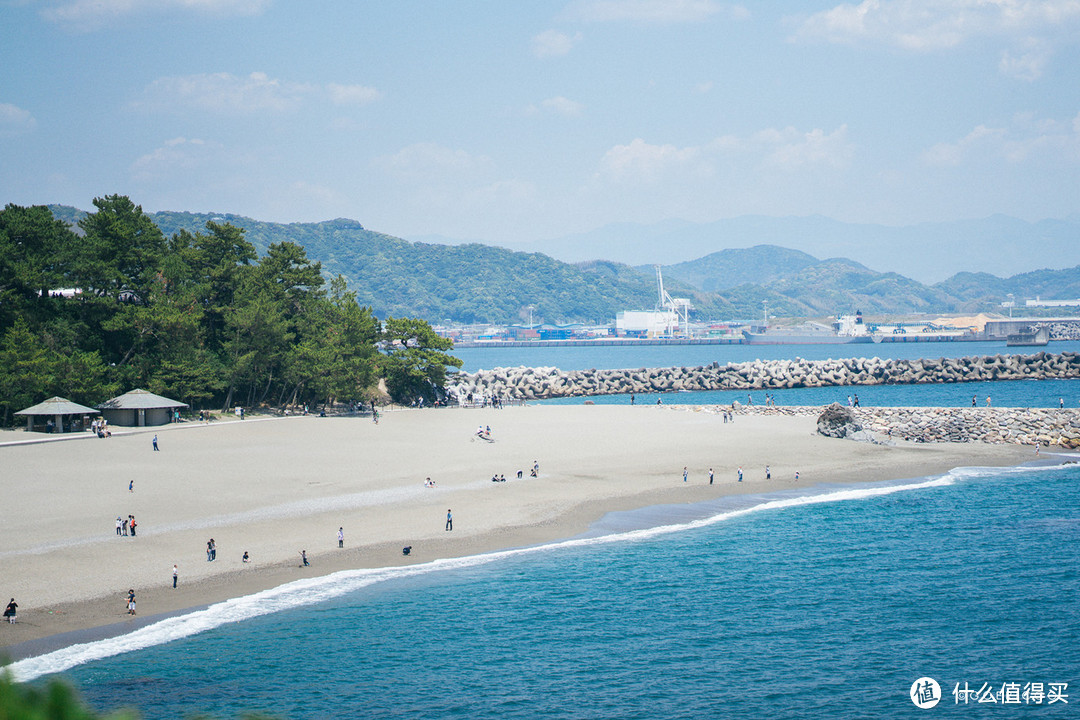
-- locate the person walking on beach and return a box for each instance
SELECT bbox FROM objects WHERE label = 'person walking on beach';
[152,434,159,451]
[172,564,178,589]
[129,515,137,537]
[709,468,714,485]
[126,589,136,616]
[766,465,771,480]
[122,517,129,536]
[338,527,344,548]
[446,509,453,531]
[737,466,743,482]
[683,466,688,483]
[3,599,16,623]
[299,550,309,567]
[129,480,134,493]
[116,516,123,536]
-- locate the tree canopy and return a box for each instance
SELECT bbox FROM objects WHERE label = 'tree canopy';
[0,198,459,424]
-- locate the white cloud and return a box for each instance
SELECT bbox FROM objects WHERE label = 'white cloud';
[0,102,37,135]
[599,138,705,181]
[541,96,585,116]
[133,72,380,114]
[792,0,1080,52]
[921,112,1080,167]
[600,125,853,183]
[130,136,218,181]
[999,40,1051,81]
[531,29,583,58]
[327,83,382,106]
[564,0,731,24]
[375,143,497,184]
[748,126,853,169]
[42,0,269,28]
[791,1,1080,80]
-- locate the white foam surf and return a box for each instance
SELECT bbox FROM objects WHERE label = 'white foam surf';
[5,463,1050,682]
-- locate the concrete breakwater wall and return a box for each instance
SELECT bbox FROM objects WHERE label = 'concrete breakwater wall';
[729,405,1080,448]
[447,351,1080,401]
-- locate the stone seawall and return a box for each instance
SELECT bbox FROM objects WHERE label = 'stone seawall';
[726,405,1080,448]
[448,351,1080,402]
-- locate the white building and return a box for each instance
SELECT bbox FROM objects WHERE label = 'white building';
[616,310,679,337]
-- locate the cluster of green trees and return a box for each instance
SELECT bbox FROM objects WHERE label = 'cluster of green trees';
[0,196,460,426]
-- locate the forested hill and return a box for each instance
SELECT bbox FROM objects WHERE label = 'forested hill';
[46,206,1080,322]
[50,207,727,324]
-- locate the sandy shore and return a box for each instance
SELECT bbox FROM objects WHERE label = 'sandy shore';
[0,404,1032,659]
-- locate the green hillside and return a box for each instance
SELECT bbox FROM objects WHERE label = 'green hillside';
[46,206,1080,323]
[658,245,819,292]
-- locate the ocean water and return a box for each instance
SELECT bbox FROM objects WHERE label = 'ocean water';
[453,340,1080,374]
[454,340,1080,408]
[537,377,1080,408]
[12,462,1079,719]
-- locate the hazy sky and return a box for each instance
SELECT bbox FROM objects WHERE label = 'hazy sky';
[2,0,1078,246]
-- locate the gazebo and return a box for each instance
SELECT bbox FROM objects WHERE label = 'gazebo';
[97,389,189,427]
[14,396,99,433]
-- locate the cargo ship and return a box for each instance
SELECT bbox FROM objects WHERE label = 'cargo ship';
[742,312,880,345]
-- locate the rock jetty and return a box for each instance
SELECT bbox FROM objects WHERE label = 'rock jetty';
[447,351,1080,402]
[727,404,1080,448]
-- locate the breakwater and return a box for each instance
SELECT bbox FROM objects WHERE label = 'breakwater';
[447,351,1080,401]
[719,405,1080,448]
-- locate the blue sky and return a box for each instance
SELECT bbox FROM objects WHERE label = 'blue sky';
[1,0,1078,247]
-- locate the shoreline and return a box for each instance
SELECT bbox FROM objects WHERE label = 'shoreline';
[0,405,1036,665]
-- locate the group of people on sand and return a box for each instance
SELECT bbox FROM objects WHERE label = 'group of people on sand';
[205,537,252,564]
[115,515,138,537]
[686,465,794,484]
[490,460,540,482]
[90,417,112,438]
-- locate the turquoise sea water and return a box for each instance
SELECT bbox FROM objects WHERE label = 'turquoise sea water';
[452,340,1080,374]
[13,463,1080,718]
[9,341,1080,718]
[452,340,1080,409]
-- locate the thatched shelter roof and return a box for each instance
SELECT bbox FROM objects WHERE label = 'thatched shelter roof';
[15,396,99,416]
[97,389,188,410]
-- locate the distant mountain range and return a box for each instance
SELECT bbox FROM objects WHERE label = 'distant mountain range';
[498,214,1080,285]
[47,205,1080,324]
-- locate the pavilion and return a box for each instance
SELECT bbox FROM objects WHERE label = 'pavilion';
[97,389,189,427]
[14,396,99,433]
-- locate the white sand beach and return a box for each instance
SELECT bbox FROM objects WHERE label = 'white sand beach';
[0,404,1032,654]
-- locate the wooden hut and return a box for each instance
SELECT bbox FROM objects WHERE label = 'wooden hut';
[97,389,189,427]
[14,396,99,433]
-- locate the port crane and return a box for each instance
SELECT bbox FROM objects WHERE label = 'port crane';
[655,265,693,338]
